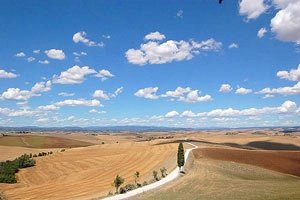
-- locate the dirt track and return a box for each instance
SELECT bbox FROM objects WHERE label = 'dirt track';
[194,148,300,177]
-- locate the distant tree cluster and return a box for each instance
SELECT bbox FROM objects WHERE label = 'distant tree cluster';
[0,154,36,183]
[32,151,53,158]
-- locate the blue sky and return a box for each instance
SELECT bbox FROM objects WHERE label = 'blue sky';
[0,0,299,127]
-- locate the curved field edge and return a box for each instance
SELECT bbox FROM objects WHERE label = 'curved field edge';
[133,149,300,200]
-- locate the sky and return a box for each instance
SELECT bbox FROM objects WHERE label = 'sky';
[0,0,299,128]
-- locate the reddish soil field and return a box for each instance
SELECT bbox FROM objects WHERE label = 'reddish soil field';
[194,148,300,177]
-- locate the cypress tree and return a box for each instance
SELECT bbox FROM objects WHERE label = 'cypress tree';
[177,142,185,171]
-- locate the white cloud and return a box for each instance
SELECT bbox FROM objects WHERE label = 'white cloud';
[271,1,300,44]
[92,90,110,100]
[15,52,26,57]
[165,110,179,118]
[38,105,59,111]
[162,87,212,103]
[27,57,35,62]
[134,87,159,99]
[94,69,114,81]
[89,109,106,114]
[0,69,18,79]
[38,60,50,64]
[0,80,51,101]
[73,31,104,47]
[277,64,300,82]
[55,99,102,107]
[126,33,222,65]
[239,0,269,20]
[58,92,75,97]
[144,32,166,41]
[73,51,87,56]
[262,94,274,99]
[102,35,111,39]
[176,10,183,18]
[190,100,298,118]
[219,84,232,93]
[181,110,197,117]
[45,49,66,60]
[257,27,267,38]
[257,82,300,95]
[228,43,239,48]
[31,81,52,93]
[0,88,32,101]
[53,65,96,84]
[33,49,40,54]
[235,87,253,94]
[114,87,123,96]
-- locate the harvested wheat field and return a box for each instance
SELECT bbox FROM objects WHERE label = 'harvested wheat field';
[0,141,178,200]
[194,148,300,176]
[134,146,300,200]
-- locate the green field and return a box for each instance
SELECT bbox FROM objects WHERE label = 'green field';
[134,156,300,200]
[0,135,93,148]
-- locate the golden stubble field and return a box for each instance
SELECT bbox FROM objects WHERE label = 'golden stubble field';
[0,137,178,200]
[0,130,299,200]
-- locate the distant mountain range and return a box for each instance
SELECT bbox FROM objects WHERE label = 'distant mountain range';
[0,125,299,132]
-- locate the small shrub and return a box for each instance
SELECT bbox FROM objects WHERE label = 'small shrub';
[160,167,167,178]
[142,181,148,186]
[137,183,142,188]
[33,154,37,157]
[124,183,137,192]
[107,191,113,196]
[61,149,65,152]
[102,142,105,144]
[119,187,126,194]
[38,153,42,157]
[152,170,160,181]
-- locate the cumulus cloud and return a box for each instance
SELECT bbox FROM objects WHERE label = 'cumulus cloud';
[239,0,269,20]
[58,92,75,97]
[176,10,183,18]
[27,57,35,62]
[15,52,26,57]
[73,31,104,47]
[38,60,50,64]
[0,69,18,78]
[178,100,299,118]
[257,27,267,38]
[94,69,114,81]
[38,105,59,111]
[235,87,253,94]
[31,81,52,93]
[165,110,179,118]
[134,87,159,99]
[257,82,300,95]
[55,99,102,107]
[277,64,300,82]
[0,81,52,101]
[228,43,239,49]
[271,1,300,44]
[135,86,212,103]
[92,90,110,100]
[144,32,166,41]
[219,84,232,93]
[0,88,32,101]
[33,49,40,54]
[162,87,212,103]
[181,110,197,117]
[52,65,96,84]
[45,49,66,60]
[126,32,222,65]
